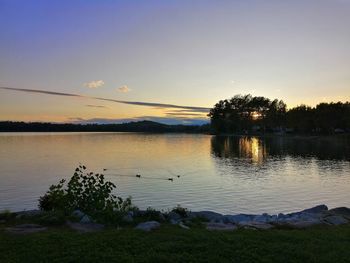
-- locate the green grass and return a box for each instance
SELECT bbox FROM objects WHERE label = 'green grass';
[1,224,350,263]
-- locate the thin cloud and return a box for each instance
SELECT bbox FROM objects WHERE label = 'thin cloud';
[117,85,131,93]
[165,112,206,117]
[84,80,104,89]
[69,116,209,126]
[0,87,211,113]
[85,104,108,108]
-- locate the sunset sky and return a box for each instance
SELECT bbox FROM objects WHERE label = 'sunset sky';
[1,0,349,125]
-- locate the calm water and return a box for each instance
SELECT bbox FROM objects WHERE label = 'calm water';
[0,133,349,214]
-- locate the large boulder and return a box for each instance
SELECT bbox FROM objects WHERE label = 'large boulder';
[253,213,278,223]
[224,214,255,224]
[327,207,350,220]
[135,221,161,231]
[80,215,92,224]
[301,205,328,214]
[167,211,182,222]
[323,215,348,225]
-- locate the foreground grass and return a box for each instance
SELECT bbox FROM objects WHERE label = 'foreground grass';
[1,224,350,263]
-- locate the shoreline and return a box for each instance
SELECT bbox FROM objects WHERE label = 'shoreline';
[2,204,349,232]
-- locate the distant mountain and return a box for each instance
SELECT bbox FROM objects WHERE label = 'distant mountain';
[0,120,210,133]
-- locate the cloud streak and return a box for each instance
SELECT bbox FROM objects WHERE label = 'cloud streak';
[69,116,209,126]
[0,87,211,112]
[85,104,108,108]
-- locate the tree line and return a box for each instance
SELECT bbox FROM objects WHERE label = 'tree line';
[208,94,350,134]
[0,120,209,133]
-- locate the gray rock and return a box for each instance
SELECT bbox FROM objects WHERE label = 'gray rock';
[239,221,274,230]
[301,205,328,214]
[206,222,237,231]
[253,214,278,223]
[168,211,182,221]
[80,215,92,224]
[323,215,348,225]
[5,224,47,234]
[72,210,85,219]
[178,222,190,230]
[67,221,105,233]
[189,211,224,222]
[135,221,161,231]
[122,214,133,223]
[285,219,322,229]
[170,219,180,225]
[127,211,135,217]
[327,207,350,220]
[224,214,255,224]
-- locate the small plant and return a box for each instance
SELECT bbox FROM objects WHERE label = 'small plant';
[138,207,165,222]
[171,205,189,218]
[38,165,135,221]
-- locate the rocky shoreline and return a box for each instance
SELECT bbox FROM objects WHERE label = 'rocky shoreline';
[2,204,349,233]
[134,205,350,231]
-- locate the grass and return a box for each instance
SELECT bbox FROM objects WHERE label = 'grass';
[1,224,350,262]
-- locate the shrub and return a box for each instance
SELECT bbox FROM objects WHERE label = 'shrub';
[38,165,135,220]
[171,205,189,217]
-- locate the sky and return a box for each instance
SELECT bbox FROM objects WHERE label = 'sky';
[0,0,349,125]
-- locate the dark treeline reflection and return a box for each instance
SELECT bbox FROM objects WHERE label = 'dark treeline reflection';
[211,136,350,162]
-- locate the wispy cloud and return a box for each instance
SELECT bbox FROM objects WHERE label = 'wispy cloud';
[84,80,104,89]
[0,87,211,113]
[69,116,209,126]
[85,104,108,108]
[165,111,206,117]
[117,85,130,93]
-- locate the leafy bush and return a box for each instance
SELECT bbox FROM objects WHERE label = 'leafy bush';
[38,165,135,219]
[171,205,189,218]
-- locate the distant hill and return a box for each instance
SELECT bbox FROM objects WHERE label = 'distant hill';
[0,120,210,133]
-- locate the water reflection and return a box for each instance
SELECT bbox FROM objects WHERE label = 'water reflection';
[211,135,350,162]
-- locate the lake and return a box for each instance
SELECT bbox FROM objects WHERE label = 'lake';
[0,132,349,214]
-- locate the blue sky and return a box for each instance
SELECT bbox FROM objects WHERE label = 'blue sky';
[1,0,349,125]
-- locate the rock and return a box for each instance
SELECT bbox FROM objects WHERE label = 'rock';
[80,215,92,224]
[301,205,328,214]
[122,213,133,223]
[5,224,47,234]
[323,215,348,225]
[72,210,85,219]
[253,214,278,223]
[135,221,160,231]
[327,207,350,220]
[67,221,105,233]
[170,219,180,225]
[224,214,255,224]
[205,222,237,231]
[168,211,182,221]
[178,222,190,230]
[189,211,224,222]
[239,221,274,230]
